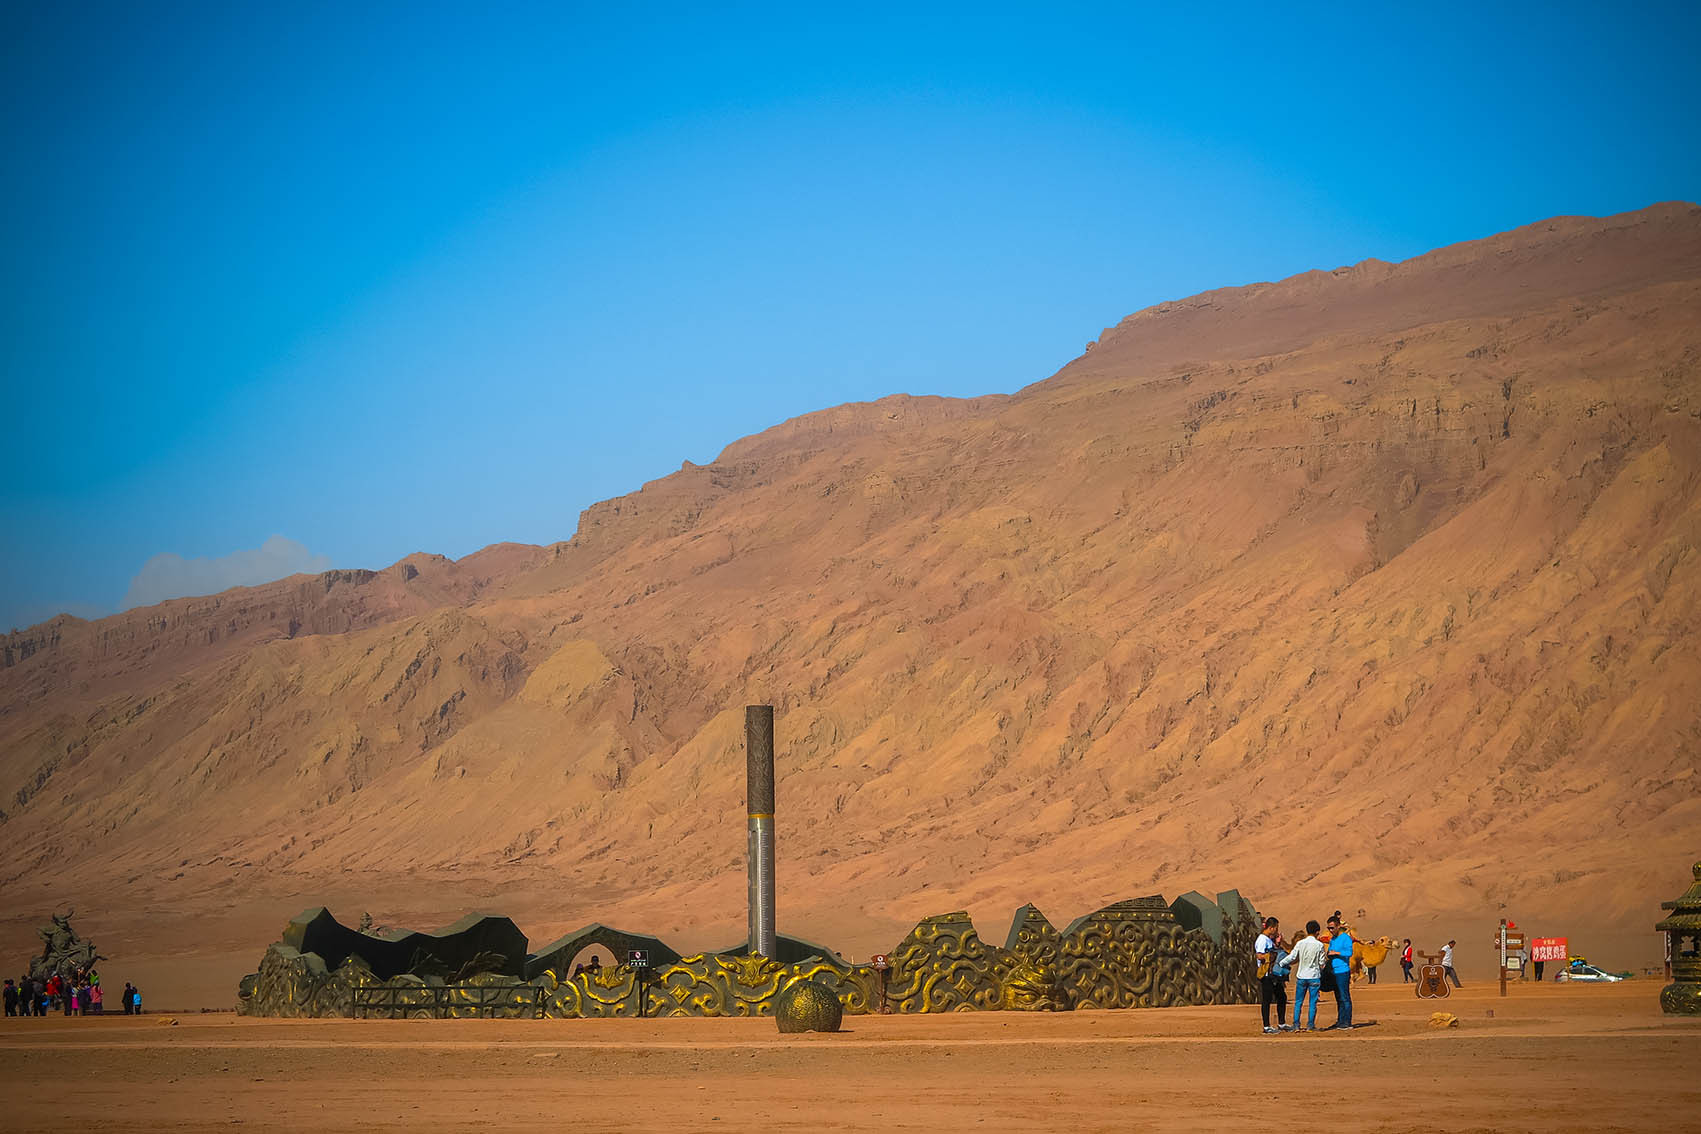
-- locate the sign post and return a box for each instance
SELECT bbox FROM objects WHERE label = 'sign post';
[1496,921,1525,997]
[628,949,651,1017]
[871,954,891,1014]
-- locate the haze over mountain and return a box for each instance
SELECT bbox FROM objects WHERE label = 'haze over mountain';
[4,203,1698,1004]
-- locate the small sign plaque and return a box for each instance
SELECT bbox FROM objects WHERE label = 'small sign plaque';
[628,949,650,968]
[871,954,890,971]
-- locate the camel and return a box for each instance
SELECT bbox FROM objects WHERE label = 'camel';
[1325,915,1395,980]
[1350,935,1395,979]
[1286,923,1393,982]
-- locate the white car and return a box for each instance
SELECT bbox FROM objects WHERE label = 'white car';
[1554,963,1624,983]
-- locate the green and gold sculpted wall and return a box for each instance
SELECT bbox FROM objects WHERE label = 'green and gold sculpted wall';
[238,891,1258,1018]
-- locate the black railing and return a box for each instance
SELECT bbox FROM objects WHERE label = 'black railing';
[349,982,544,1020]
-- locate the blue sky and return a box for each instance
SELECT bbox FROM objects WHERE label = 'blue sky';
[3,1,1698,632]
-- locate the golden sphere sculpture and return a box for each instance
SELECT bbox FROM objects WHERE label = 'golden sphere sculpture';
[775,978,843,1033]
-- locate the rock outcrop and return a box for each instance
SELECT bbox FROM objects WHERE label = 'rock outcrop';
[3,204,1699,973]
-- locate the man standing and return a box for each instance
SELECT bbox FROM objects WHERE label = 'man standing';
[1443,940,1463,987]
[1280,921,1329,1032]
[1325,914,1354,1030]
[1254,916,1290,1034]
[1400,939,1415,982]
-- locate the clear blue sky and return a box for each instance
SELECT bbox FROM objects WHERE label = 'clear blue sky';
[4,1,1698,631]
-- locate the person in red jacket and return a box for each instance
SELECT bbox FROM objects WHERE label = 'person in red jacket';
[1400,938,1414,982]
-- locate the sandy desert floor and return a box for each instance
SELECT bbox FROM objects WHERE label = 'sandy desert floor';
[0,980,1693,1133]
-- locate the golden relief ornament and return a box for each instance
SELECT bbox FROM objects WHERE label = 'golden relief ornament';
[1005,904,1062,970]
[791,958,879,1015]
[884,912,1004,1013]
[242,944,329,1018]
[998,957,1063,1011]
[648,953,784,1017]
[311,955,378,1018]
[540,963,639,1018]
[238,892,1259,1018]
[1060,897,1246,1010]
[443,971,534,1019]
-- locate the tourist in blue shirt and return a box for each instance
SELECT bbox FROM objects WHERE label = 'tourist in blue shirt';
[1324,913,1355,1029]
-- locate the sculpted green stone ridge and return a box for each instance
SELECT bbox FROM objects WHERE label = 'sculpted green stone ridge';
[237,892,1260,1018]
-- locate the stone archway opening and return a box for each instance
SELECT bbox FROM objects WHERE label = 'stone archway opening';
[568,946,612,977]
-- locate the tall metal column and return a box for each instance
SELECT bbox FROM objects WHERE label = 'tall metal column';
[746,704,777,958]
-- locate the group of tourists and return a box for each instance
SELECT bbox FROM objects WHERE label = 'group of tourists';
[1392,937,1463,986]
[2,972,141,1017]
[1254,911,1426,1034]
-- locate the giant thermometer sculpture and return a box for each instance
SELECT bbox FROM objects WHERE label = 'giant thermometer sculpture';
[746,704,777,958]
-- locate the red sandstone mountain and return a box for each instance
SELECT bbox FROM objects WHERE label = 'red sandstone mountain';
[4,204,1699,1006]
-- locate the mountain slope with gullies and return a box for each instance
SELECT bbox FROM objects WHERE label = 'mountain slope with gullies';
[4,203,1700,1003]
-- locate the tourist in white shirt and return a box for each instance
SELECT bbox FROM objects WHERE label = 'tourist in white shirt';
[1280,920,1330,1032]
[1254,916,1291,1034]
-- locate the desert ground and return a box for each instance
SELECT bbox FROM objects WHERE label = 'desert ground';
[0,980,1693,1132]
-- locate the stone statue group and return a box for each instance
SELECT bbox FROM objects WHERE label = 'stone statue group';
[30,910,104,983]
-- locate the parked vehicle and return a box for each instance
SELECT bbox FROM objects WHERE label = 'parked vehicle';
[1554,961,1625,983]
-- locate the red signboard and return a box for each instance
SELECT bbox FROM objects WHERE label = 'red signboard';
[1531,937,1568,963]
